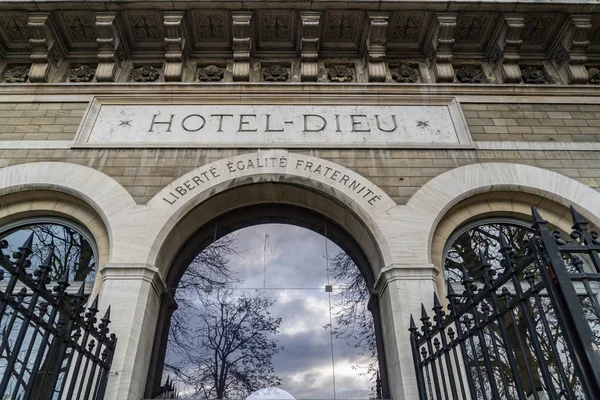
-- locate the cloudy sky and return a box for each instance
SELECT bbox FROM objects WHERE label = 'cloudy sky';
[165,224,376,399]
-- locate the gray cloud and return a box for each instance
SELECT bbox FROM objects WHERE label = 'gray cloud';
[167,224,375,399]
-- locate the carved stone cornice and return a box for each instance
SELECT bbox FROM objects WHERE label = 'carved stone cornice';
[231,11,253,82]
[553,14,591,84]
[163,11,187,82]
[0,7,592,85]
[27,12,62,82]
[491,14,524,84]
[427,13,457,83]
[95,12,125,82]
[299,11,321,82]
[364,12,389,82]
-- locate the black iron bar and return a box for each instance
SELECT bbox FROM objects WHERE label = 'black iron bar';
[409,315,428,400]
[21,269,70,400]
[0,287,30,397]
[525,271,576,399]
[508,262,559,399]
[501,288,541,400]
[432,337,450,400]
[447,285,477,398]
[82,338,104,400]
[10,303,47,400]
[0,252,54,397]
[462,314,488,399]
[420,305,443,400]
[446,326,467,398]
[461,267,501,399]
[76,340,94,400]
[532,206,600,397]
[44,283,87,399]
[432,293,459,400]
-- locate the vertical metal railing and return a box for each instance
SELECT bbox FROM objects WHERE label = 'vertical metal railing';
[0,233,116,400]
[410,205,600,399]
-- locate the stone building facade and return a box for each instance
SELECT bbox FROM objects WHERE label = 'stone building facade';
[0,0,599,399]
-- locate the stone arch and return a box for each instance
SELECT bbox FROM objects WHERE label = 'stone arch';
[405,162,600,294]
[0,162,137,293]
[141,150,398,398]
[146,150,397,280]
[0,162,136,248]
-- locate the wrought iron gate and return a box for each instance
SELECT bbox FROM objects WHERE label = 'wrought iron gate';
[410,206,600,399]
[0,233,116,399]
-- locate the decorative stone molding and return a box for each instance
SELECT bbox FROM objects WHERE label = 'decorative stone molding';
[95,12,125,82]
[364,12,389,82]
[455,65,486,83]
[327,64,353,82]
[231,12,253,82]
[197,65,224,82]
[163,12,187,82]
[390,63,419,83]
[299,11,320,82]
[427,13,457,83]
[589,67,600,84]
[129,65,160,82]
[66,64,95,82]
[27,13,62,82]
[4,65,29,83]
[521,65,548,84]
[491,14,524,84]
[554,14,592,84]
[262,64,289,82]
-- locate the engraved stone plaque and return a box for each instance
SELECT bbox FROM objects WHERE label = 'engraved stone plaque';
[74,97,472,148]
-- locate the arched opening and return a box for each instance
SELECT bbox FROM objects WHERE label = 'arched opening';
[146,203,390,399]
[432,206,600,399]
[0,216,98,286]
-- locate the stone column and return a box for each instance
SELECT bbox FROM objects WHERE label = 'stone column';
[375,264,437,400]
[99,264,164,400]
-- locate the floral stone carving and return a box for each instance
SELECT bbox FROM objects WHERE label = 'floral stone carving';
[327,65,353,82]
[455,65,486,83]
[390,64,419,83]
[521,66,548,84]
[67,65,95,82]
[197,65,224,82]
[130,65,160,82]
[588,68,600,84]
[262,64,289,82]
[4,65,29,83]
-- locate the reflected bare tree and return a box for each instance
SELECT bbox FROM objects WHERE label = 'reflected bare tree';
[4,224,95,281]
[0,223,97,397]
[166,289,282,399]
[442,222,600,398]
[327,252,379,394]
[165,235,282,399]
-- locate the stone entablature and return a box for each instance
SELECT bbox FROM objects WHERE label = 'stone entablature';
[0,3,598,84]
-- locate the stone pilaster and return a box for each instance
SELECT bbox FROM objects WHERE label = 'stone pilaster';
[231,11,253,82]
[27,13,62,82]
[427,13,457,83]
[364,12,390,82]
[100,264,164,400]
[95,12,125,82]
[374,264,438,400]
[491,14,524,84]
[299,11,321,82]
[163,11,187,82]
[554,14,592,84]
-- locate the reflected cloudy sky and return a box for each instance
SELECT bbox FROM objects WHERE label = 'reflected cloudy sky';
[165,224,376,399]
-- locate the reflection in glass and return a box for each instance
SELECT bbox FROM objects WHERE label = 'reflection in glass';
[444,221,534,283]
[0,222,96,282]
[163,224,378,399]
[442,219,600,398]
